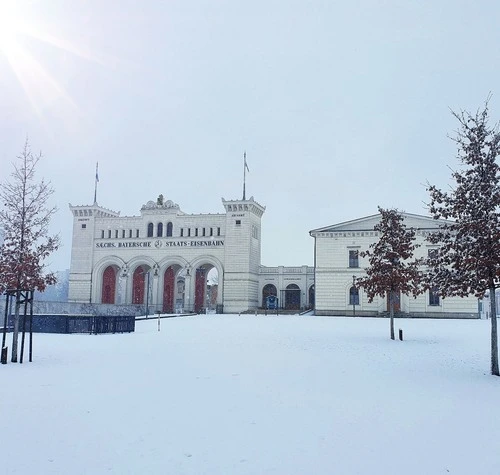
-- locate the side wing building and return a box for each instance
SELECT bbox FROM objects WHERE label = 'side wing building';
[310,212,479,318]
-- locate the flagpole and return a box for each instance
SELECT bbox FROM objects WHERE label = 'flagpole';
[93,162,99,204]
[243,152,246,200]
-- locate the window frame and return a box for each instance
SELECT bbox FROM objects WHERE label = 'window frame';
[349,286,359,305]
[349,250,359,268]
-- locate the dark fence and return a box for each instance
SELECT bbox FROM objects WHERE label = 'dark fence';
[3,314,135,334]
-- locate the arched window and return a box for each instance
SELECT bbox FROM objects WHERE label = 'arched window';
[157,222,163,237]
[166,222,173,237]
[147,223,154,237]
[349,286,359,305]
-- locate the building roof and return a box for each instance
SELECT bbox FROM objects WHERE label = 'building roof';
[309,211,451,236]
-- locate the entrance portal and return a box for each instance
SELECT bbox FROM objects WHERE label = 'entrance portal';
[193,265,219,313]
[163,266,175,313]
[101,266,117,304]
[285,284,300,310]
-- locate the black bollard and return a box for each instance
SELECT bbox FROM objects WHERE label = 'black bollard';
[1,346,8,364]
[399,329,403,341]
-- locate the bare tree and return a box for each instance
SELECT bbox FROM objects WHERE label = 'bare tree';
[357,207,422,340]
[427,99,500,376]
[0,140,60,362]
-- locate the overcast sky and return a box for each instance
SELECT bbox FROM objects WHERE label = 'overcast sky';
[1,0,499,272]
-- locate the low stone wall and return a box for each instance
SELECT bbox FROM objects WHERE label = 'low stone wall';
[0,300,144,318]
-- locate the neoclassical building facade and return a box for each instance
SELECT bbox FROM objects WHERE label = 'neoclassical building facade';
[309,212,479,318]
[69,199,478,318]
[68,196,314,314]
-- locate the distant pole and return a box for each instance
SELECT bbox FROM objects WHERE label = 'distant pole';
[352,275,356,317]
[93,162,99,204]
[243,151,249,200]
[146,271,150,317]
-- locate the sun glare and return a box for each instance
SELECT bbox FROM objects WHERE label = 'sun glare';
[0,1,92,126]
[0,2,22,54]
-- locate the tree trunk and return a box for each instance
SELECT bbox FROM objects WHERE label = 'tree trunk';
[11,291,21,363]
[490,286,499,376]
[389,290,395,340]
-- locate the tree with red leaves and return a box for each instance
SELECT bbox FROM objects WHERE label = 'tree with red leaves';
[357,207,422,340]
[0,140,60,362]
[427,99,500,376]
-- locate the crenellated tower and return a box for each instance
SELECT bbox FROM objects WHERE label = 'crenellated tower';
[221,196,265,313]
[68,203,120,302]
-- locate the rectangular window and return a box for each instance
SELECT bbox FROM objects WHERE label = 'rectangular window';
[122,229,125,238]
[115,230,118,238]
[202,228,206,237]
[349,250,359,268]
[81,224,86,229]
[129,229,132,238]
[187,228,191,237]
[195,228,198,237]
[217,227,221,236]
[108,230,111,238]
[210,227,213,236]
[136,229,139,238]
[101,230,104,238]
[236,220,241,226]
[428,248,438,260]
[429,287,440,306]
[180,228,184,237]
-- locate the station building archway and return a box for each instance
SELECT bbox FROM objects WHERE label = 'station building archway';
[262,284,277,308]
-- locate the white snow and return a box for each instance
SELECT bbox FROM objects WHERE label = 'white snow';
[1,315,499,475]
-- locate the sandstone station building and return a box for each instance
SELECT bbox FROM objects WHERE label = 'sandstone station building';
[68,196,313,314]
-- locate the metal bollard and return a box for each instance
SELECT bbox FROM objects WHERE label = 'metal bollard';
[1,346,8,364]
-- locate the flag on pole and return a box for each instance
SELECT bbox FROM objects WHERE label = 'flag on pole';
[95,162,99,182]
[244,152,249,172]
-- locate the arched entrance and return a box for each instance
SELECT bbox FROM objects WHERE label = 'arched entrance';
[262,284,277,307]
[163,266,175,313]
[194,267,206,313]
[206,268,219,312]
[193,265,219,313]
[132,266,151,304]
[101,265,117,304]
[308,284,315,308]
[162,264,183,313]
[285,284,300,310]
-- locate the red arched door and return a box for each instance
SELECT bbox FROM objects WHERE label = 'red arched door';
[163,266,175,313]
[194,268,206,313]
[102,266,116,304]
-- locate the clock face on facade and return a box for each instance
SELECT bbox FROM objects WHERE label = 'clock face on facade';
[154,240,162,249]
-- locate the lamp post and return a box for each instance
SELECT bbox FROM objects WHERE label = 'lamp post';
[136,268,151,317]
[352,275,356,317]
[145,270,150,317]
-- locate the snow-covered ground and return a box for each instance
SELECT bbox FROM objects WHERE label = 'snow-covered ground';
[1,315,499,475]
